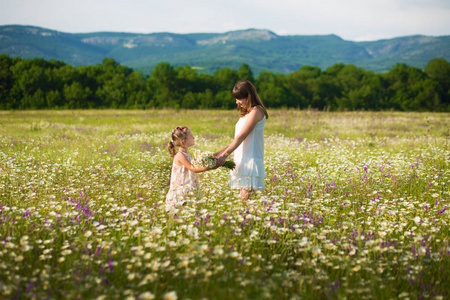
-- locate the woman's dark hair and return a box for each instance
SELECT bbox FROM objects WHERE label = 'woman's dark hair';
[232,80,268,119]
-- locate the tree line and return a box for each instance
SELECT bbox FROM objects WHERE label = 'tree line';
[0,54,449,111]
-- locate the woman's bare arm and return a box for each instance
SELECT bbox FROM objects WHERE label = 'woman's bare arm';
[214,146,229,158]
[219,107,264,158]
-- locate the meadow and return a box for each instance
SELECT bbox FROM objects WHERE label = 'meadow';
[0,109,449,300]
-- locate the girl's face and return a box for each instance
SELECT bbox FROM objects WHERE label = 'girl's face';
[185,129,195,148]
[235,98,246,108]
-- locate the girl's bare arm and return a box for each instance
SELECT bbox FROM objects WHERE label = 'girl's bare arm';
[175,152,219,173]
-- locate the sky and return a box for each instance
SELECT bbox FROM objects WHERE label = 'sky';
[1,0,449,41]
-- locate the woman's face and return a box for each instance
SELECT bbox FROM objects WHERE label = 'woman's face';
[235,98,246,108]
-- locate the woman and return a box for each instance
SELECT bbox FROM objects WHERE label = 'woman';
[215,80,269,201]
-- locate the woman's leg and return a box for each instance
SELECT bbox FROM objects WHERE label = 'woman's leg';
[240,189,249,202]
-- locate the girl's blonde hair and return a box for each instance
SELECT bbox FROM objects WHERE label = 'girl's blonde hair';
[167,126,189,158]
[232,80,269,119]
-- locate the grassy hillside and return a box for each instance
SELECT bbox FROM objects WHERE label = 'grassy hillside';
[1,25,449,74]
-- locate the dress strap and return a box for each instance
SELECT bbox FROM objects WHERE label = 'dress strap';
[178,150,191,158]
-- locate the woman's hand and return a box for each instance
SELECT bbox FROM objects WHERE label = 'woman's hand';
[214,146,229,158]
[216,156,227,167]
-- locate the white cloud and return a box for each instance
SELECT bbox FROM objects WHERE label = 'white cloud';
[353,33,391,42]
[0,0,449,40]
[274,28,289,36]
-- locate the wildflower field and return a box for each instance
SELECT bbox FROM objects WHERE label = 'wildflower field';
[0,109,449,300]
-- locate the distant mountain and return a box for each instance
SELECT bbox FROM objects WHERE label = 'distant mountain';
[1,25,449,74]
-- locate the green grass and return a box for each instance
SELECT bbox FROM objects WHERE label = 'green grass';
[0,109,449,299]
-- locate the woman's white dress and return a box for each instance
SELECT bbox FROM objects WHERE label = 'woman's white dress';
[230,113,266,191]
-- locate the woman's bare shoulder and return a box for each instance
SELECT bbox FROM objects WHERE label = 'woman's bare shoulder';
[251,106,265,118]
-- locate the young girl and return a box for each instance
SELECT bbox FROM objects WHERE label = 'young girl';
[215,80,269,201]
[166,126,220,209]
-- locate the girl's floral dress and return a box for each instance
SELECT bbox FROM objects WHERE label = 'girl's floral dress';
[165,151,203,209]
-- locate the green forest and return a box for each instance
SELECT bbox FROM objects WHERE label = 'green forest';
[0,54,449,111]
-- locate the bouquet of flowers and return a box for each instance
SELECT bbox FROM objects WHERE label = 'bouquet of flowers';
[192,150,236,170]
